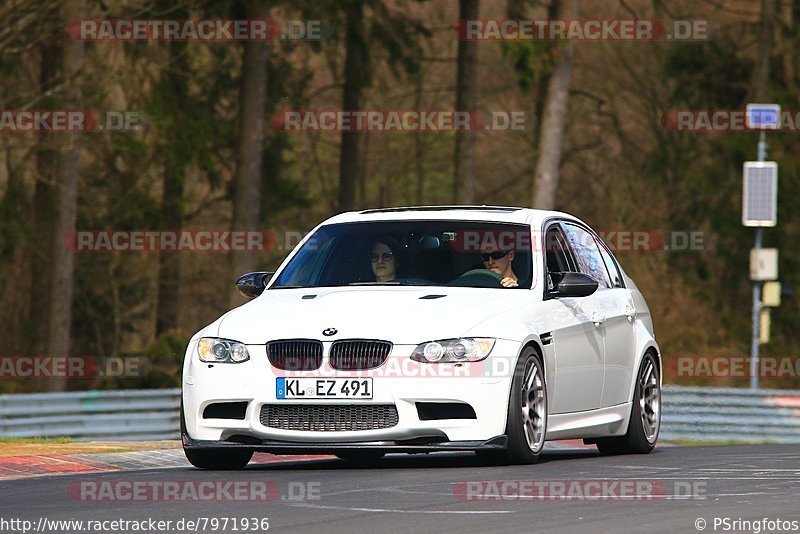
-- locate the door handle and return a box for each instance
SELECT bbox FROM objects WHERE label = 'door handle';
[625,305,635,322]
[592,312,605,327]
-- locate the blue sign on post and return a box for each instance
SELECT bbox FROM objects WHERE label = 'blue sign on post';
[746,103,781,130]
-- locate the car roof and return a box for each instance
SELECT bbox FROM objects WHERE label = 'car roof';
[320,205,582,228]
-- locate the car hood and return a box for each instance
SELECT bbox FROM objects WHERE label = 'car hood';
[215,286,528,344]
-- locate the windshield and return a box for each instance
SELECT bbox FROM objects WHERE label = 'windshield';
[270,221,533,289]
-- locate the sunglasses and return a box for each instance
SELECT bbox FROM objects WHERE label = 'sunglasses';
[370,251,394,262]
[481,251,510,261]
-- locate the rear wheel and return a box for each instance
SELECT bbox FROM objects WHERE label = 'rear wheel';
[488,347,547,465]
[596,352,660,455]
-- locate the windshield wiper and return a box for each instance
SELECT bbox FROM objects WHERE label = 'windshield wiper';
[348,281,401,286]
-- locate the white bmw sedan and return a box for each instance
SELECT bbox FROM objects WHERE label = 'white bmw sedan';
[181,206,661,468]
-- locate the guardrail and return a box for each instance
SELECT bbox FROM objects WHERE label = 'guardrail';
[659,385,800,444]
[0,389,181,441]
[0,386,798,443]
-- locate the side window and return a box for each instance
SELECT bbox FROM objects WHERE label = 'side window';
[561,223,612,289]
[544,225,577,274]
[596,238,624,288]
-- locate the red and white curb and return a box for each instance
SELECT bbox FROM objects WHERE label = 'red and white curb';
[0,450,331,481]
[0,440,602,481]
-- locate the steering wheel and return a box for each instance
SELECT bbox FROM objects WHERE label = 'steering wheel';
[448,269,504,288]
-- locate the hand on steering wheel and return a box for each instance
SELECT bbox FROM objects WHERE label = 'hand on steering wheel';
[456,269,517,288]
[500,276,519,288]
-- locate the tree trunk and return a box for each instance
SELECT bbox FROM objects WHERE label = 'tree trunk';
[46,0,85,391]
[414,73,426,204]
[155,167,184,337]
[155,44,186,337]
[532,0,577,210]
[338,0,365,212]
[533,0,561,143]
[29,42,58,357]
[230,0,269,306]
[787,0,800,95]
[453,0,479,204]
[751,0,776,101]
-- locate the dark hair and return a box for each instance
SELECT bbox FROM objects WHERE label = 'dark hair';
[369,236,403,273]
[369,236,402,256]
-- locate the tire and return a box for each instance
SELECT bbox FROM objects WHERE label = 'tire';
[596,352,660,455]
[494,347,548,465]
[334,450,386,462]
[180,399,253,469]
[184,447,254,470]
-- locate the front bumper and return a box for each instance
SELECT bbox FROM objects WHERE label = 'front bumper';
[182,339,520,444]
[182,433,508,454]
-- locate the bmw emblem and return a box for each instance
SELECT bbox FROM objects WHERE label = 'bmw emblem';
[322,328,338,336]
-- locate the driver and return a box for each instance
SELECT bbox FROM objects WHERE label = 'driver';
[370,239,400,282]
[481,248,519,288]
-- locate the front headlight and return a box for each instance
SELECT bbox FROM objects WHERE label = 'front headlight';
[411,338,495,363]
[197,338,250,363]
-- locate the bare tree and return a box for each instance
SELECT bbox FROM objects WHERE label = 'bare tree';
[338,0,366,212]
[453,0,479,204]
[751,0,776,101]
[155,168,183,337]
[46,0,85,391]
[230,0,270,305]
[29,40,57,357]
[154,44,186,338]
[414,72,427,204]
[532,0,577,210]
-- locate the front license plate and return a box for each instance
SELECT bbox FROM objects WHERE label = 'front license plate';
[276,377,373,399]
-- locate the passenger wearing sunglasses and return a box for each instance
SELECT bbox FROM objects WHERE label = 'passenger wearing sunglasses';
[370,240,399,282]
[481,249,519,288]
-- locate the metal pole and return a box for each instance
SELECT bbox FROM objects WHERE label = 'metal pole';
[750,131,767,389]
[750,228,763,389]
[757,131,767,161]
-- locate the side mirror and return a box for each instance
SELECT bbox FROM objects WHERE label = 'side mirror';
[235,271,274,299]
[551,272,598,298]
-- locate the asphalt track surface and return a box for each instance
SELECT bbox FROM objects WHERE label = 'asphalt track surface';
[1,445,798,534]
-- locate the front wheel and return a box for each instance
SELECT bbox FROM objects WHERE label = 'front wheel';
[596,352,660,455]
[184,448,254,470]
[181,400,253,469]
[498,347,548,464]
